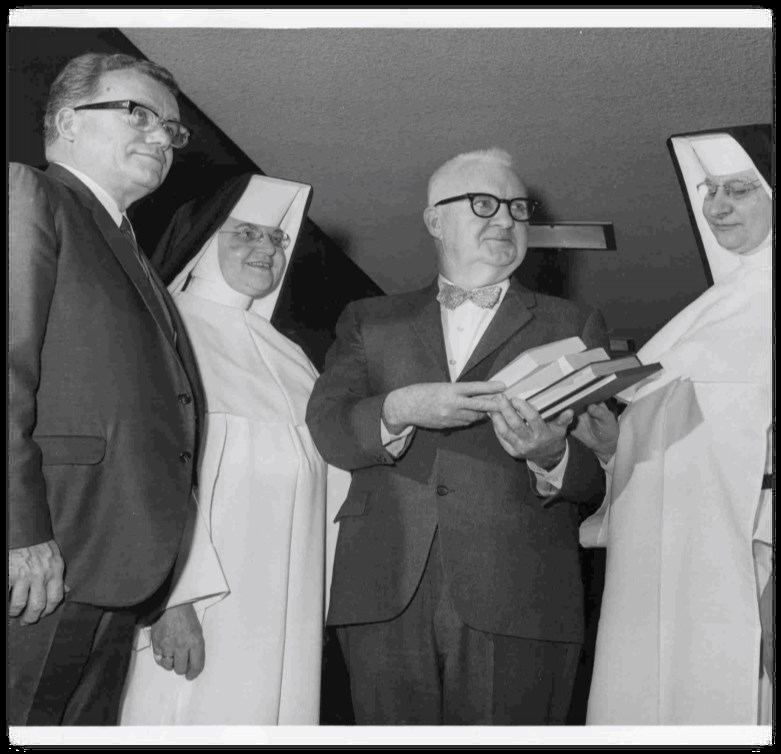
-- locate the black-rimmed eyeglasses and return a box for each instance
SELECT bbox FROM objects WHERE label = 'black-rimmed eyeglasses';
[73,99,192,148]
[434,193,539,222]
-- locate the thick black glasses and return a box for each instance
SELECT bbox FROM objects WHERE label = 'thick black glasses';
[434,193,539,222]
[73,100,192,148]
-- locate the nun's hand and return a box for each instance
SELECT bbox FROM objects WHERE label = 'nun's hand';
[570,402,619,464]
[151,603,205,681]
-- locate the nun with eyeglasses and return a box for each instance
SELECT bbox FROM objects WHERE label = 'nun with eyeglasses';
[120,174,349,725]
[575,125,772,725]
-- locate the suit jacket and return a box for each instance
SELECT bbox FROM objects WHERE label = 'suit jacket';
[8,162,204,608]
[306,278,607,643]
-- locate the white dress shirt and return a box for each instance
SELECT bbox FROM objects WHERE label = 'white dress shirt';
[381,275,568,491]
[55,162,124,227]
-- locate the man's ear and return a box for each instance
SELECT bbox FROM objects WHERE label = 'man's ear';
[423,206,443,240]
[55,108,78,142]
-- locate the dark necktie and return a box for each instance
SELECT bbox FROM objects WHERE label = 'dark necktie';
[120,216,146,267]
[120,216,174,335]
[436,282,502,310]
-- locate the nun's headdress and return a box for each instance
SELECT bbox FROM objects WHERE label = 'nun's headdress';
[155,174,313,320]
[151,172,383,371]
[635,124,772,380]
[667,124,771,285]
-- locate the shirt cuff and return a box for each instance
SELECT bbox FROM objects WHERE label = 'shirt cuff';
[528,441,569,495]
[381,419,415,458]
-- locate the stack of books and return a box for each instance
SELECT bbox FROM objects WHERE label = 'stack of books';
[491,337,662,420]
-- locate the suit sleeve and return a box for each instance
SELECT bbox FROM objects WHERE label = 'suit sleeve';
[8,164,58,548]
[306,301,397,471]
[557,307,610,508]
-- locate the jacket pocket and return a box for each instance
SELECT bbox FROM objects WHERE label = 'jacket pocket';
[334,492,369,522]
[36,435,107,465]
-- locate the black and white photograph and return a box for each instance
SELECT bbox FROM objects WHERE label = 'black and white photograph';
[8,7,773,748]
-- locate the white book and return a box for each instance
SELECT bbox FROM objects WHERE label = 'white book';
[490,336,586,387]
[505,347,610,401]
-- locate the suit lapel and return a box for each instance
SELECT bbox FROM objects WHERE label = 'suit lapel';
[407,278,538,382]
[409,281,450,380]
[46,165,177,350]
[459,279,537,379]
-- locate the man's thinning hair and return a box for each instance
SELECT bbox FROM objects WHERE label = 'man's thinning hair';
[427,148,516,206]
[44,52,180,152]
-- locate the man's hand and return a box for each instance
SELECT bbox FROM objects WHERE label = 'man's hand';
[570,402,619,464]
[489,394,572,469]
[382,381,506,434]
[151,603,205,681]
[8,540,67,625]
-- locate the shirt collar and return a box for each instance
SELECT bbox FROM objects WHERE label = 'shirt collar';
[54,162,124,227]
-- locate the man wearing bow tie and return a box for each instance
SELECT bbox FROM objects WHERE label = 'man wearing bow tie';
[306,148,608,725]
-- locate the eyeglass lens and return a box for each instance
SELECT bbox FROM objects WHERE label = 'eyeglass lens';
[697,180,760,199]
[128,105,189,148]
[224,227,290,249]
[470,194,535,221]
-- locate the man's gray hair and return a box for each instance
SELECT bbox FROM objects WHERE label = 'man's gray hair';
[427,148,515,206]
[44,52,180,151]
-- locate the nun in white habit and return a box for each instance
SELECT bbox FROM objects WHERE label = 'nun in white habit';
[576,126,773,725]
[120,175,348,725]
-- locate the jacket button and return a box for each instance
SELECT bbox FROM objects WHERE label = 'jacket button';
[178,393,192,405]
[436,485,449,496]
[179,451,193,464]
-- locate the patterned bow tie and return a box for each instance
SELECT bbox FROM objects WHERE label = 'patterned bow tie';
[437,282,502,310]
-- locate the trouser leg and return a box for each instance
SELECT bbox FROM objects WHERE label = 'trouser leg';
[61,607,138,725]
[485,633,581,725]
[9,601,103,725]
[336,535,442,725]
[336,531,581,725]
[8,599,137,726]
[434,542,581,725]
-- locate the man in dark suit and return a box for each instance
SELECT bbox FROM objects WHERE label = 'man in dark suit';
[306,148,608,725]
[9,52,208,725]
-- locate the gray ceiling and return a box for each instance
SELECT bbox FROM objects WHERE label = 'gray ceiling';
[124,26,772,343]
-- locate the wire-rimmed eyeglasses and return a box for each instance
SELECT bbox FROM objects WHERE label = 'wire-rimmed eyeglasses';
[218,226,291,251]
[696,179,762,201]
[433,193,539,222]
[73,99,192,148]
